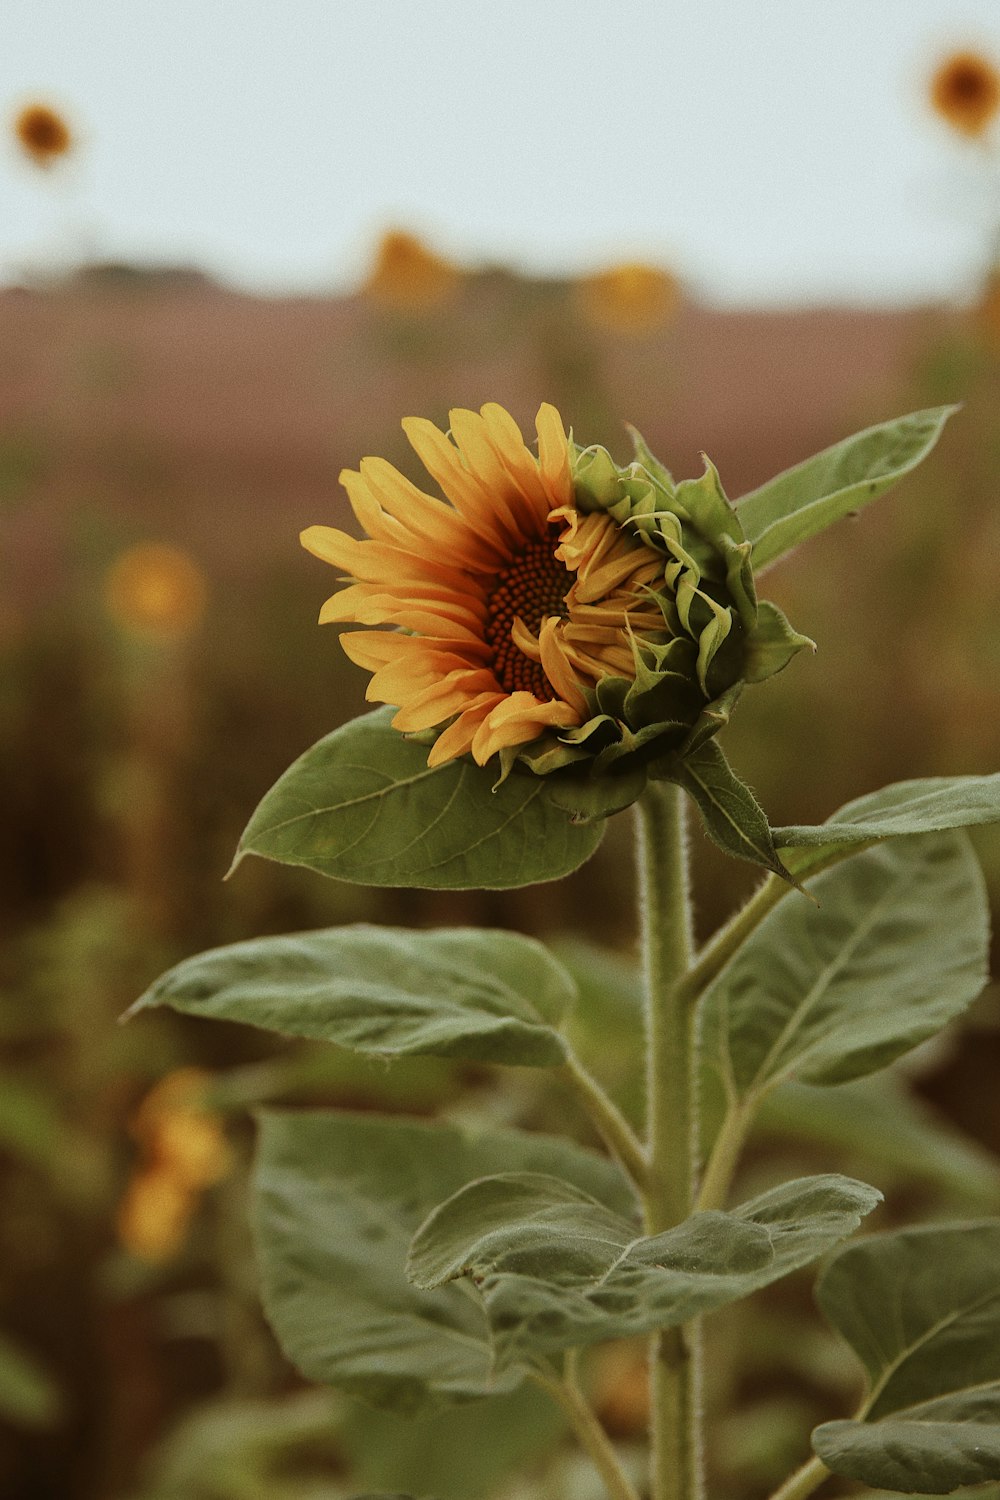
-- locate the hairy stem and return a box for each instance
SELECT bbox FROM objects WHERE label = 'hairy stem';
[636,782,702,1500]
[531,1355,641,1500]
[560,1052,649,1193]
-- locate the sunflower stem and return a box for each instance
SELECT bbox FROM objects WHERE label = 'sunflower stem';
[636,782,702,1500]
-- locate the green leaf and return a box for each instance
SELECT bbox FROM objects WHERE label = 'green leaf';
[814,1221,1000,1493]
[130,926,574,1068]
[777,773,1000,880]
[234,708,604,891]
[659,741,792,881]
[253,1111,632,1414]
[737,406,956,572]
[135,1391,343,1497]
[0,1331,62,1428]
[699,832,988,1102]
[408,1172,879,1363]
[759,1074,1000,1211]
[545,763,649,823]
[342,1383,564,1500]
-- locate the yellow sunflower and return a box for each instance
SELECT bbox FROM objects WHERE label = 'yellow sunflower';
[363,229,460,311]
[302,403,808,782]
[577,262,680,335]
[930,51,1000,138]
[301,405,684,767]
[13,102,73,167]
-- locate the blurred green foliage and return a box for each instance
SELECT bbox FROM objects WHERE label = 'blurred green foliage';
[2,269,999,1499]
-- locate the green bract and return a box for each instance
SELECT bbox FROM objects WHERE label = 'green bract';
[516,433,814,823]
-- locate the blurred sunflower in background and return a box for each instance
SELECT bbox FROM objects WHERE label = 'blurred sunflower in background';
[576,261,680,335]
[929,50,1000,138]
[117,1068,230,1262]
[12,100,73,167]
[103,542,208,641]
[362,227,460,310]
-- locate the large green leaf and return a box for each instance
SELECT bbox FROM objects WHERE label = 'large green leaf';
[342,1383,564,1500]
[699,832,988,1102]
[737,406,955,572]
[776,774,1000,880]
[253,1111,632,1414]
[130,926,574,1068]
[814,1221,1000,1493]
[234,708,604,890]
[759,1075,1000,1210]
[408,1171,879,1364]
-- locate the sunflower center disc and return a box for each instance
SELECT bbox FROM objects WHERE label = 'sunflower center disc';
[485,536,572,699]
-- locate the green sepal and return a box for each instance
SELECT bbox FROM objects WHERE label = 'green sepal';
[571,443,624,512]
[742,600,816,684]
[673,455,748,556]
[627,423,675,490]
[680,681,744,754]
[656,739,796,884]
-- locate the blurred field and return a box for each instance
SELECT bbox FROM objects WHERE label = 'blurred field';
[3,266,1000,1500]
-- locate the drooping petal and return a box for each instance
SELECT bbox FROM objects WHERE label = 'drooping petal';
[470,693,581,765]
[390,669,502,731]
[538,617,590,715]
[425,693,505,766]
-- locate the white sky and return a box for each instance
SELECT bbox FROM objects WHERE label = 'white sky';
[2,0,1000,305]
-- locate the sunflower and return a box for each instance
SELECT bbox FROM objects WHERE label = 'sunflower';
[929,51,1000,138]
[363,229,460,311]
[103,542,208,640]
[302,405,808,784]
[577,262,680,335]
[13,102,73,167]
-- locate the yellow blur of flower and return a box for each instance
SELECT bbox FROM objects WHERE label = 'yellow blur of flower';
[576,262,680,335]
[301,402,668,768]
[116,1167,193,1261]
[117,1068,230,1262]
[591,1342,650,1438]
[103,542,208,641]
[363,228,460,311]
[12,101,73,168]
[929,51,1000,138]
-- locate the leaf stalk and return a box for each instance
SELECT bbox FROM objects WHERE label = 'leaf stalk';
[531,1354,641,1500]
[560,1053,649,1194]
